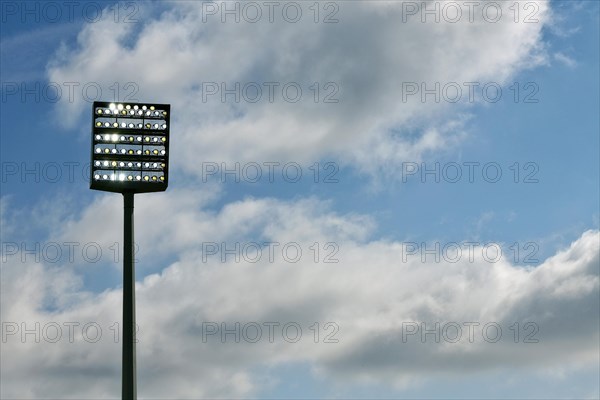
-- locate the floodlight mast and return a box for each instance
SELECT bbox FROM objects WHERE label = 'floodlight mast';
[122,191,136,399]
[90,101,171,400]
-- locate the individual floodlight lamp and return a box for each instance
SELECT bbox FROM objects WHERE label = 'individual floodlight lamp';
[90,101,171,400]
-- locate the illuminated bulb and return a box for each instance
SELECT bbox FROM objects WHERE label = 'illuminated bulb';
[161,163,166,168]
[120,149,126,154]
[161,137,166,142]
[111,134,118,142]
[113,122,118,128]
[95,134,102,140]
[153,149,159,155]
[128,150,134,155]
[152,137,158,142]
[127,175,133,181]
[136,163,142,168]
[137,150,142,155]
[95,161,101,166]
[110,174,116,181]
[160,150,166,155]
[94,174,100,180]
[152,176,157,181]
[142,105,147,110]
[137,110,143,115]
[133,105,139,110]
[121,110,127,115]
[129,137,134,142]
[136,176,141,181]
[102,174,108,180]
[129,110,135,115]
[119,174,125,181]
[145,137,150,142]
[144,162,150,168]
[153,123,159,129]
[119,162,125,167]
[127,162,133,167]
[117,104,124,110]
[111,161,117,167]
[146,111,151,116]
[144,150,150,155]
[145,123,151,129]
[109,103,116,110]
[121,123,126,128]
[103,161,109,167]
[104,149,110,154]
[111,149,117,154]
[96,122,102,127]
[104,122,110,127]
[144,176,149,181]
[120,136,126,141]
[126,105,131,110]
[97,109,103,114]
[152,163,158,168]
[137,123,143,128]
[154,111,159,116]
[160,176,165,181]
[128,123,134,128]
[150,106,155,110]
[163,111,167,116]
[162,124,167,129]
[137,136,142,141]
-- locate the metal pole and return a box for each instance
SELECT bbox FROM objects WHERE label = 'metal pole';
[122,192,136,399]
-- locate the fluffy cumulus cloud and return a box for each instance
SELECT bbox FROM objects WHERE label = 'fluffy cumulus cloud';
[1,191,598,398]
[47,1,550,177]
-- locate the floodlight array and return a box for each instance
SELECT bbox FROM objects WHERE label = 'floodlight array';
[90,102,170,193]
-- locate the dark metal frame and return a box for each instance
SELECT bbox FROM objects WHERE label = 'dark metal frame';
[90,101,170,194]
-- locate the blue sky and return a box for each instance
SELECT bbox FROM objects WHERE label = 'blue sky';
[1,1,599,398]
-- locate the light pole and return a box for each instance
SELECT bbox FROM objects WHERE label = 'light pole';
[90,101,171,399]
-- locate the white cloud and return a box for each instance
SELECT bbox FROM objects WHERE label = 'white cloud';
[1,192,598,398]
[47,1,551,178]
[553,52,578,68]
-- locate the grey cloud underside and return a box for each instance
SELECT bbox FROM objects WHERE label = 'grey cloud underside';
[2,192,598,397]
